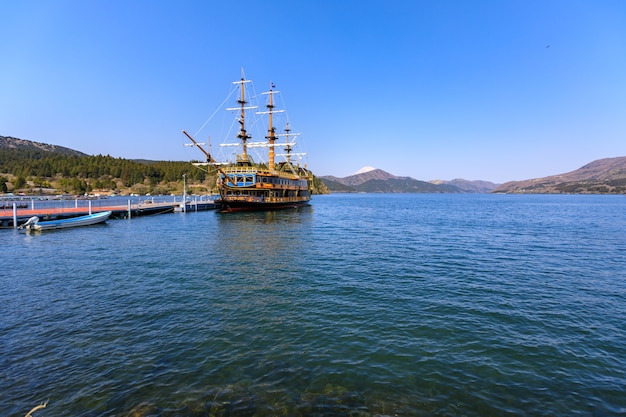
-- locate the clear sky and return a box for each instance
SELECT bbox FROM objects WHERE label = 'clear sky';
[2,0,625,183]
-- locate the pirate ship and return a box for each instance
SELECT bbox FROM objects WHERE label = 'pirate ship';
[183,74,313,212]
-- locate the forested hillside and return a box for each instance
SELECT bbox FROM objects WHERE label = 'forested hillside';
[0,143,328,196]
[0,147,209,195]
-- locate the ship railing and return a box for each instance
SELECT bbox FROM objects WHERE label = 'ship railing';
[221,165,306,181]
[225,195,310,203]
[222,166,260,174]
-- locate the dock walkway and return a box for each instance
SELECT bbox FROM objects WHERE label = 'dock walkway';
[0,196,219,228]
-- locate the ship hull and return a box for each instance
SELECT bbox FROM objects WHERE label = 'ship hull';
[217,169,313,213]
[218,198,310,212]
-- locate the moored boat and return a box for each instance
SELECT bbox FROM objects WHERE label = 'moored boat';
[18,211,112,231]
[182,73,313,212]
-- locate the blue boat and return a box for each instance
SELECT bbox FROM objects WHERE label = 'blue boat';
[18,211,112,231]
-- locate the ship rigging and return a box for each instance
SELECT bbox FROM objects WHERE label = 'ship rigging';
[182,74,312,212]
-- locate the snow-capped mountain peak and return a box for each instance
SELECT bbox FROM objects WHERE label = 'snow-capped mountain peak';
[353,166,376,175]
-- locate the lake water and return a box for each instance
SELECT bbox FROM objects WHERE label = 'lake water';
[2,194,625,416]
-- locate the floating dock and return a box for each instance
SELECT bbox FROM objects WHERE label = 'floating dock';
[0,196,220,229]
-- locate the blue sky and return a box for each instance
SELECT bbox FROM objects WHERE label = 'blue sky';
[1,0,625,183]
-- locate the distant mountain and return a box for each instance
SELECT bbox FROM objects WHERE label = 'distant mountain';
[330,168,399,186]
[0,136,86,156]
[320,168,464,193]
[492,156,626,194]
[430,178,499,193]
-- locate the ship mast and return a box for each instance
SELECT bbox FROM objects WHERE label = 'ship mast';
[283,123,292,164]
[230,77,253,163]
[266,82,276,171]
[275,121,304,168]
[258,82,285,172]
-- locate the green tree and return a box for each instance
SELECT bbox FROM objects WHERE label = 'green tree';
[13,176,26,189]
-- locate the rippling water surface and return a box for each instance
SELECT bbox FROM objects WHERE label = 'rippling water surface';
[2,194,625,416]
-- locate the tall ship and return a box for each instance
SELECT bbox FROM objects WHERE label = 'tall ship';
[182,74,313,212]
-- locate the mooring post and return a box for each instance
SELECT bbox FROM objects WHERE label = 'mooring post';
[182,174,187,213]
[89,200,92,215]
[12,202,17,229]
[128,200,131,219]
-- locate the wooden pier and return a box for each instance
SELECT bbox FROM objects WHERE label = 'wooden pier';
[0,197,219,229]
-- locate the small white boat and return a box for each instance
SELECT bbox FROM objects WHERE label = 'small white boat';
[18,211,112,231]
